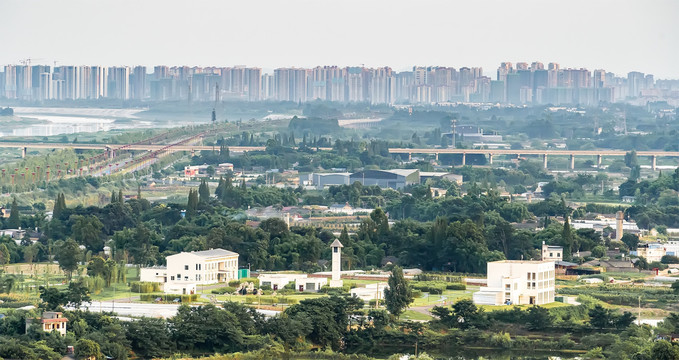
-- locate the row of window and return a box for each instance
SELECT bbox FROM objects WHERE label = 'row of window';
[183,259,237,272]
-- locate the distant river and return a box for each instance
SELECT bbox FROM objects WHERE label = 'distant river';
[0,107,160,137]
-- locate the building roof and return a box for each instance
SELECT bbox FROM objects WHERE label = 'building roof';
[330,239,344,248]
[544,245,563,250]
[185,249,239,259]
[491,260,555,265]
[555,260,578,267]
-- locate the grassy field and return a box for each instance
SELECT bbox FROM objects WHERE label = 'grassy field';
[401,310,433,321]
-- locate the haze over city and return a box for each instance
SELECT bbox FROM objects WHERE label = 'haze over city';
[1,0,678,78]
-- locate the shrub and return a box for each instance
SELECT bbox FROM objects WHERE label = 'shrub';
[130,281,162,293]
[140,294,198,303]
[411,281,446,294]
[446,283,466,290]
[243,296,298,305]
[228,280,241,287]
[211,286,237,295]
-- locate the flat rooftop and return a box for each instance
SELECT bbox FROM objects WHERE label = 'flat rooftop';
[491,260,555,265]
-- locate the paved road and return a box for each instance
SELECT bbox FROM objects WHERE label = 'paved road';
[73,301,280,319]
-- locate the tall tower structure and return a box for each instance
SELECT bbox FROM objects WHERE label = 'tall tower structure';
[330,239,344,287]
[615,211,624,242]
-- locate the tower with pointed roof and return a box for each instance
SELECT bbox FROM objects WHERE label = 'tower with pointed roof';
[330,239,344,287]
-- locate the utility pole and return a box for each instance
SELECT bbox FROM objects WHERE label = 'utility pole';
[451,119,457,149]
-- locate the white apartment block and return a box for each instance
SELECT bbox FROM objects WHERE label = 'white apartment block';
[140,248,239,294]
[473,260,555,306]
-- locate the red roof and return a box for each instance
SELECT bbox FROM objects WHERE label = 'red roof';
[41,318,68,324]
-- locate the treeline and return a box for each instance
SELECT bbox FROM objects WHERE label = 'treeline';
[3,177,619,274]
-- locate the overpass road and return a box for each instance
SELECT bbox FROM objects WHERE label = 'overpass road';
[1,141,678,170]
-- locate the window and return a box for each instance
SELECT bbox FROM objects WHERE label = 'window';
[184,265,189,270]
[550,252,553,257]
[171,276,175,280]
[557,252,561,257]
[177,274,181,279]
[334,247,338,253]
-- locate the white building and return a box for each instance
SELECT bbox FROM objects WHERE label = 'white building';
[350,282,388,302]
[257,273,328,292]
[541,242,563,261]
[473,260,555,306]
[140,248,239,294]
[633,244,666,263]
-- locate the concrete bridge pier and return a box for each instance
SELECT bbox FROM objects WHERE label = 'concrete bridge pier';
[570,154,575,170]
[20,147,26,158]
[461,153,466,166]
[651,155,657,170]
[542,154,548,169]
[408,152,412,161]
[597,154,602,168]
[488,153,494,165]
[435,152,439,161]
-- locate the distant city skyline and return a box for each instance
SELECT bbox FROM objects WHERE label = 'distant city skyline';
[0,0,678,78]
[3,62,678,106]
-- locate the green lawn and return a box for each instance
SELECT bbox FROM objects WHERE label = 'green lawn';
[479,301,572,312]
[401,310,433,321]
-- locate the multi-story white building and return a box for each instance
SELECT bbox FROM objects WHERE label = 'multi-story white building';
[473,260,555,306]
[541,242,563,261]
[140,248,239,294]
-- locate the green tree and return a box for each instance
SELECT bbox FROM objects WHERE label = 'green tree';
[525,306,554,330]
[561,216,575,261]
[651,340,679,360]
[452,299,482,329]
[186,189,199,217]
[125,317,175,358]
[588,304,612,329]
[75,338,102,360]
[52,193,66,220]
[8,197,20,228]
[54,239,81,279]
[199,179,210,204]
[0,244,10,269]
[72,215,104,252]
[384,266,414,318]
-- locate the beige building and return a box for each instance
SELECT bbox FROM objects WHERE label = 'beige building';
[473,260,555,306]
[26,312,68,336]
[140,248,239,294]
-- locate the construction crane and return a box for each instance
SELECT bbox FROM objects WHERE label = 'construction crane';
[19,58,44,66]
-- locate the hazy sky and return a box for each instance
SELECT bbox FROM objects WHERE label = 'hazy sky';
[1,0,678,78]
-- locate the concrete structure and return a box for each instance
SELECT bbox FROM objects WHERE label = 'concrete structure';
[257,273,327,292]
[473,260,555,306]
[26,312,68,336]
[616,211,624,242]
[326,203,371,215]
[216,163,234,174]
[350,282,388,302]
[295,277,328,292]
[634,244,666,263]
[140,248,239,294]
[184,165,210,177]
[303,172,351,189]
[419,172,463,185]
[330,239,343,287]
[570,217,640,236]
[541,242,563,261]
[258,273,308,291]
[349,169,419,189]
